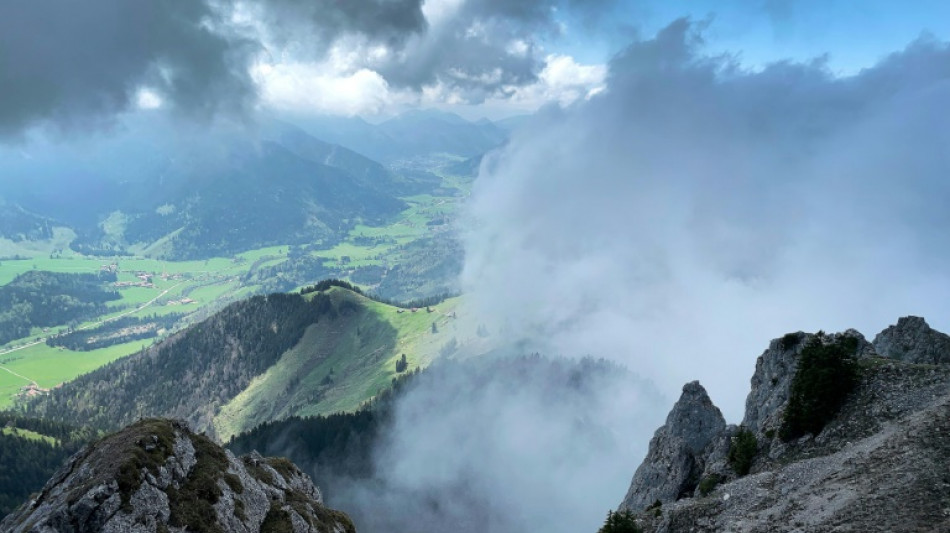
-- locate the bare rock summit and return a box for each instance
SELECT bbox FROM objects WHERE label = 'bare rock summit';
[0,419,354,533]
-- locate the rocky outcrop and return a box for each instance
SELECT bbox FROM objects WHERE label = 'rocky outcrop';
[619,381,725,511]
[742,329,872,436]
[0,419,355,533]
[617,317,950,533]
[873,315,950,365]
[635,361,950,533]
[740,331,810,435]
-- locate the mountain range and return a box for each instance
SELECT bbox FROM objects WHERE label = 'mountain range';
[0,110,510,260]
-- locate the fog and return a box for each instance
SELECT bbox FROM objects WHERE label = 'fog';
[284,21,950,533]
[462,19,950,419]
[315,356,667,533]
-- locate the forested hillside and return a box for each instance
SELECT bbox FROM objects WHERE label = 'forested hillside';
[22,285,471,440]
[4,117,471,260]
[0,204,54,242]
[0,271,119,345]
[0,412,95,519]
[23,291,342,433]
[72,141,407,259]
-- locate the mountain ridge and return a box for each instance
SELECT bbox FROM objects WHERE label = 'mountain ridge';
[22,285,471,441]
[0,418,353,533]
[618,316,950,532]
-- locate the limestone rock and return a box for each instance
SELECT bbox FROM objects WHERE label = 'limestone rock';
[621,318,950,532]
[0,419,354,533]
[635,362,950,533]
[873,315,950,365]
[740,331,810,435]
[619,381,726,512]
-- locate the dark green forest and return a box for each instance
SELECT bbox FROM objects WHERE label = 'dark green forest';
[0,412,95,519]
[0,205,53,242]
[0,271,119,345]
[781,335,860,440]
[46,313,185,351]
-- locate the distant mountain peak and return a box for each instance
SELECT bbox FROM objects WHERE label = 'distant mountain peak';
[385,108,470,125]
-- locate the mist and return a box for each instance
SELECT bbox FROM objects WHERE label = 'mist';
[303,20,950,533]
[462,19,950,419]
[307,356,667,533]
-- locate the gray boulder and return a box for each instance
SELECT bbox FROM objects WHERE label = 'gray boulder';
[873,316,950,365]
[619,381,726,512]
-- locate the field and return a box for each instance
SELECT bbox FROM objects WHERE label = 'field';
[0,340,151,408]
[0,172,470,410]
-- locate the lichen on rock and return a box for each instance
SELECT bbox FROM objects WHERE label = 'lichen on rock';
[0,419,354,533]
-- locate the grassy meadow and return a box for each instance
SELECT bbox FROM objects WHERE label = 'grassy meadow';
[0,173,469,410]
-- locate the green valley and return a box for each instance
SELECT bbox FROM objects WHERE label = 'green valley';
[0,173,467,409]
[22,284,482,441]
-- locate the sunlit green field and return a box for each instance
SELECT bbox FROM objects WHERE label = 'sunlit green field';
[214,288,475,441]
[0,172,469,408]
[0,340,151,408]
[1,426,58,445]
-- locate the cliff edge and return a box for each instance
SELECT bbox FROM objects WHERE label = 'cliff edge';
[618,316,950,532]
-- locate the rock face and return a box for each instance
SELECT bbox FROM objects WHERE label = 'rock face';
[740,331,809,435]
[619,381,725,512]
[618,317,950,533]
[0,419,355,533]
[873,315,950,364]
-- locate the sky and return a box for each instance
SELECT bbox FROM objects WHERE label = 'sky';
[1,0,948,414]
[2,0,950,131]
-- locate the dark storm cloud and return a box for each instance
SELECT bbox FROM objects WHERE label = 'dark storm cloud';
[0,0,257,137]
[0,0,617,134]
[374,0,617,99]
[249,0,428,49]
[464,19,950,417]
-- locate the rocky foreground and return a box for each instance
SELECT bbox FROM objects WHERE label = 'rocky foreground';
[0,419,354,533]
[620,316,950,532]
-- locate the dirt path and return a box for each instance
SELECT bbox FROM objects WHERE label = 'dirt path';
[0,364,33,384]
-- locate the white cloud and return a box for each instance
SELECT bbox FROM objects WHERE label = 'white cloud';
[135,88,164,110]
[251,51,606,118]
[458,54,607,117]
[463,22,950,419]
[252,61,394,116]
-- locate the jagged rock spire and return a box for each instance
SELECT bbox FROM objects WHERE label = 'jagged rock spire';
[619,381,725,512]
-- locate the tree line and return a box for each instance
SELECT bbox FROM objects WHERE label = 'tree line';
[23,292,343,433]
[0,271,119,345]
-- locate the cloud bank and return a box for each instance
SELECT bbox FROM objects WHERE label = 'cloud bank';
[0,0,611,136]
[463,19,950,418]
[330,356,665,533]
[0,0,257,137]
